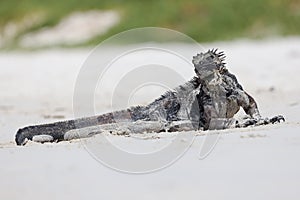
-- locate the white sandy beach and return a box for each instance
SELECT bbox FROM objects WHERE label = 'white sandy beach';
[0,37,300,200]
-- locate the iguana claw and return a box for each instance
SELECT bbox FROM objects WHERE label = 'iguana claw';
[270,115,285,124]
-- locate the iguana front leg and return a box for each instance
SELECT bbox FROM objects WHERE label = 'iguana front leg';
[236,91,285,127]
[236,115,285,128]
[199,89,284,130]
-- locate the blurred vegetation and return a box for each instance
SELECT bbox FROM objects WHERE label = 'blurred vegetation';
[0,0,299,48]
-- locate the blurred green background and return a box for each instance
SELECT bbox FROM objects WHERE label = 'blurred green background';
[0,0,299,49]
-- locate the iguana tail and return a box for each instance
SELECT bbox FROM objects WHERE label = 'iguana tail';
[15,109,138,145]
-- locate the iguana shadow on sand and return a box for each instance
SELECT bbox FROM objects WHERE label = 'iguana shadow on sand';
[15,49,285,145]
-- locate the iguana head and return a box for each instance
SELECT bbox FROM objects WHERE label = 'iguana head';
[192,49,226,79]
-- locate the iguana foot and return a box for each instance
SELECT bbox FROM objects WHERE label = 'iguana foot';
[236,118,258,128]
[236,115,285,128]
[269,115,285,124]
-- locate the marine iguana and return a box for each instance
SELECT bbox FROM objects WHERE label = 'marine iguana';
[15,49,284,145]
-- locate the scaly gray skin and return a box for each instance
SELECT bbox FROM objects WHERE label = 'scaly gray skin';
[15,49,285,145]
[190,49,284,130]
